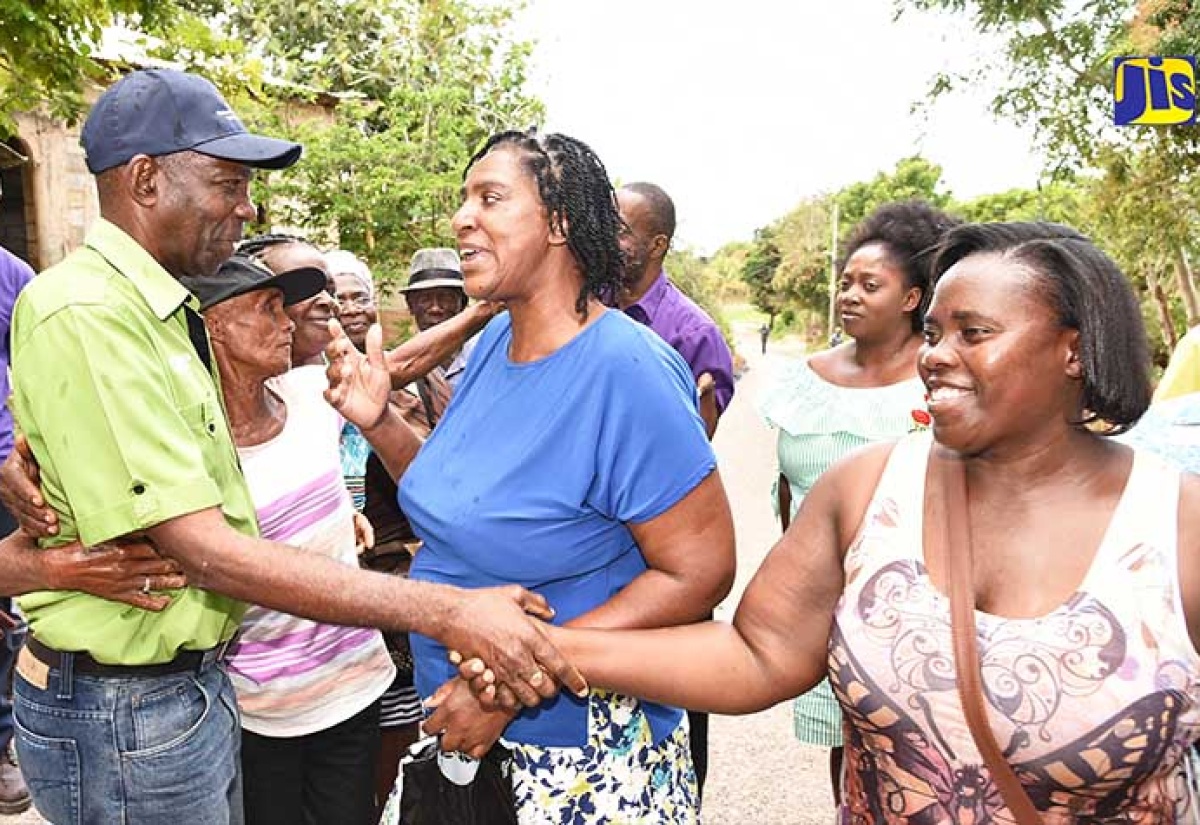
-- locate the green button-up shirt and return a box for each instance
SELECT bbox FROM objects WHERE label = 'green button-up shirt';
[11,219,257,664]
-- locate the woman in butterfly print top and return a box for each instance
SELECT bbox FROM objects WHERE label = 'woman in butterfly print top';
[528,222,1200,823]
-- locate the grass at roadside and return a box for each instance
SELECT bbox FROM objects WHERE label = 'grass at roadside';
[722,302,769,327]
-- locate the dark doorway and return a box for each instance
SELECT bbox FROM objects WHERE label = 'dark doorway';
[0,139,31,266]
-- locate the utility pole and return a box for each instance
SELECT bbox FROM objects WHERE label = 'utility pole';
[827,201,839,338]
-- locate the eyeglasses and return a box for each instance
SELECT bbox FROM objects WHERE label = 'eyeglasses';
[335,294,373,310]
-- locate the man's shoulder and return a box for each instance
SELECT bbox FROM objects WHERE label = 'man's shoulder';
[20,248,118,315]
[657,279,720,333]
[0,248,33,286]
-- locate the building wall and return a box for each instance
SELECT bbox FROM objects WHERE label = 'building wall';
[13,105,99,270]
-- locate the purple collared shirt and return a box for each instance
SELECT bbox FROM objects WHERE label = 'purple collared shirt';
[623,271,735,413]
[0,247,34,463]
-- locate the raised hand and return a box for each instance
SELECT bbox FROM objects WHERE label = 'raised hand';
[323,318,391,433]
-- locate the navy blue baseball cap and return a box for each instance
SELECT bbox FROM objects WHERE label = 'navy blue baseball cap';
[81,69,303,174]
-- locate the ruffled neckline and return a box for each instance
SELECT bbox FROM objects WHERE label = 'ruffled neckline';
[757,358,926,439]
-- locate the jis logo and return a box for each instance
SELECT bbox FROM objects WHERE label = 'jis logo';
[1114,56,1196,125]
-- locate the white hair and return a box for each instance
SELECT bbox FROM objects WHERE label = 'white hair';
[325,249,373,298]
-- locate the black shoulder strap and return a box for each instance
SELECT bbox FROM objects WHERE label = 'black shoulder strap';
[183,304,213,375]
[415,378,438,428]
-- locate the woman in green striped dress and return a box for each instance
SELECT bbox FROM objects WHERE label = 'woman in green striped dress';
[758,200,960,805]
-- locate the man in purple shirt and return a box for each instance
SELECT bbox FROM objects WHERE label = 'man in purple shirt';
[616,182,734,439]
[615,182,734,796]
[0,243,33,815]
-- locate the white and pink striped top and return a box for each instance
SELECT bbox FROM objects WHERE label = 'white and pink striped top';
[227,365,395,737]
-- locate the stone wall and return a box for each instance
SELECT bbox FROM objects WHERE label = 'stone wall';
[10,105,98,270]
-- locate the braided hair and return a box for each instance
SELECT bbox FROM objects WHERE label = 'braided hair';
[236,233,310,263]
[465,130,624,316]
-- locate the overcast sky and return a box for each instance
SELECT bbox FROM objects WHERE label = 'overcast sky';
[515,0,1044,254]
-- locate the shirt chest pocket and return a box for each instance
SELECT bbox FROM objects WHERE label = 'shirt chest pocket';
[175,399,220,441]
[166,349,223,439]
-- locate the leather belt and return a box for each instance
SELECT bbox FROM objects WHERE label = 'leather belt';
[25,635,225,678]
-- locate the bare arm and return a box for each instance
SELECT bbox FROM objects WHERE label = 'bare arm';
[697,372,719,439]
[4,421,584,703]
[149,506,585,705]
[1176,472,1200,652]
[0,531,187,609]
[385,301,499,388]
[565,471,735,630]
[360,404,422,483]
[536,444,894,714]
[424,471,736,755]
[0,445,187,609]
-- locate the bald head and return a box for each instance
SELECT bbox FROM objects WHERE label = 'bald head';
[621,182,676,242]
[617,182,677,298]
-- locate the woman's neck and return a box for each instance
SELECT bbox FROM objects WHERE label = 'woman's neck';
[505,261,603,363]
[851,324,921,370]
[218,367,287,447]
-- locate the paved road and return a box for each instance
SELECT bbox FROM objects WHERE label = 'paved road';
[700,326,834,825]
[4,324,835,825]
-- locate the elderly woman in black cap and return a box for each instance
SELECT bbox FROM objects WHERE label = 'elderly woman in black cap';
[180,254,400,825]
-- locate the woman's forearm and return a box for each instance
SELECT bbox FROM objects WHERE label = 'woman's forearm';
[552,621,812,715]
[385,303,494,388]
[565,566,733,631]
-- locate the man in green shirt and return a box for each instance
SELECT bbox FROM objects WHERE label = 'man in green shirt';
[1,68,581,824]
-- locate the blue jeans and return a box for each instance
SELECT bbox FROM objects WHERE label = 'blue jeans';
[13,652,243,825]
[0,598,20,753]
[0,500,18,752]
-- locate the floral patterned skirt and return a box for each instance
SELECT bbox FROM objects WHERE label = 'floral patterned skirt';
[378,691,698,825]
[508,691,699,824]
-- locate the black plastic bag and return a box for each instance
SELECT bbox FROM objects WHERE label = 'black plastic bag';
[399,738,518,825]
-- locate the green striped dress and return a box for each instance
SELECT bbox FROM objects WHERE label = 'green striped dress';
[758,358,926,747]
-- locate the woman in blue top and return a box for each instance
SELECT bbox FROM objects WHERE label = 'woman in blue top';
[326,130,736,823]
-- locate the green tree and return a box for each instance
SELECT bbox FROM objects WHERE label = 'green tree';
[0,0,179,133]
[770,195,837,326]
[898,0,1131,170]
[898,0,1200,360]
[706,241,751,303]
[836,155,950,235]
[163,0,543,291]
[952,181,1082,224]
[741,226,784,324]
